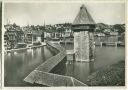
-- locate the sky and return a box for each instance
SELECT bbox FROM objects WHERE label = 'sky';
[4,2,125,26]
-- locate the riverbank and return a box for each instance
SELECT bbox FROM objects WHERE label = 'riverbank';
[4,42,46,53]
[86,60,125,86]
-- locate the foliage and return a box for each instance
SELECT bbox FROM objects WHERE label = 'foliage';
[95,23,125,34]
[113,24,125,33]
[4,23,125,35]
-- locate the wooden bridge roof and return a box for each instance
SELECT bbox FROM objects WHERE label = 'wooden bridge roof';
[24,42,87,86]
[24,70,86,86]
[73,4,95,25]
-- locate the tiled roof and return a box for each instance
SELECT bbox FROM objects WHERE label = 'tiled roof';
[73,4,95,25]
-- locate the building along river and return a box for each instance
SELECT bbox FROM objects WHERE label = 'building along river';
[4,44,125,86]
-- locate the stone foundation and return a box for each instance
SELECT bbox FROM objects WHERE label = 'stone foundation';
[74,31,94,62]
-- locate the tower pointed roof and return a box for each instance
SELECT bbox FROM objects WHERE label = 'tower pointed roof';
[73,4,95,25]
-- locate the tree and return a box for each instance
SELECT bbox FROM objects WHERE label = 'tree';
[95,23,108,33]
[113,24,125,34]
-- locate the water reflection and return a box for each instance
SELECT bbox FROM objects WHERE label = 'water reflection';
[63,44,125,84]
[4,43,125,86]
[89,61,94,74]
[65,61,94,83]
[4,46,54,86]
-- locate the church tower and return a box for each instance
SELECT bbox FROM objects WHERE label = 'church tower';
[72,5,95,62]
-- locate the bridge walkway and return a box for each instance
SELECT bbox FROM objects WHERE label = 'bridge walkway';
[24,41,87,86]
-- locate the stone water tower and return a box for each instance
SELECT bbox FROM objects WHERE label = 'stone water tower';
[72,5,95,62]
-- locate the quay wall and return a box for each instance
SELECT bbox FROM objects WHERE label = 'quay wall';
[5,44,46,53]
[94,36,125,46]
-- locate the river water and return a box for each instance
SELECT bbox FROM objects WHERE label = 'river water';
[4,46,54,86]
[64,44,125,84]
[4,44,125,86]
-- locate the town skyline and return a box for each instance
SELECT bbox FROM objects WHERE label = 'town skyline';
[4,3,125,26]
[4,3,125,87]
